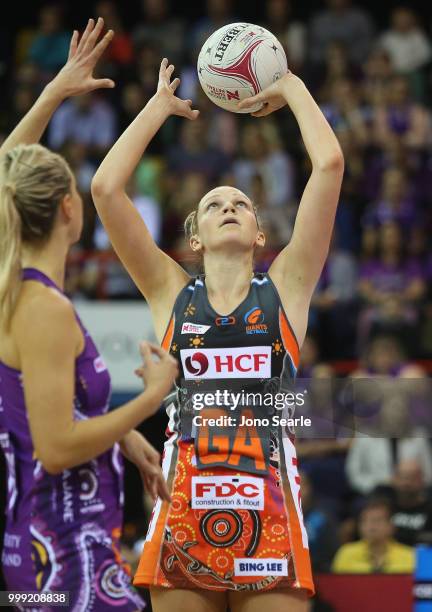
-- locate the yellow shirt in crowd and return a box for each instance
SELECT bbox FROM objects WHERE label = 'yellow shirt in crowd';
[332,540,415,574]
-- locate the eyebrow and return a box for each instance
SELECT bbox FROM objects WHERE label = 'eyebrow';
[201,194,250,206]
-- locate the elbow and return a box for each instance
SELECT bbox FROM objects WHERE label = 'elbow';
[39,457,66,475]
[316,150,345,174]
[91,174,123,202]
[37,447,69,475]
[91,176,110,201]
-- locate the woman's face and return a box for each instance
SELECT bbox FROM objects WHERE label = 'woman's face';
[192,186,264,255]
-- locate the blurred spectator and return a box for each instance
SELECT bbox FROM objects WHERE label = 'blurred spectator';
[163,171,210,250]
[135,156,164,203]
[189,0,235,60]
[94,174,162,248]
[346,336,431,496]
[167,116,231,183]
[248,173,293,251]
[311,231,358,358]
[346,432,432,498]
[134,42,161,100]
[118,82,146,133]
[320,79,370,148]
[48,94,117,159]
[61,141,97,194]
[296,336,351,515]
[362,167,417,229]
[301,470,340,571]
[207,109,239,158]
[332,498,415,573]
[264,0,306,72]
[362,47,395,108]
[372,75,432,149]
[95,1,134,69]
[3,86,37,135]
[374,459,432,546]
[233,122,294,208]
[133,0,185,65]
[362,135,421,203]
[27,4,70,77]
[309,0,375,67]
[358,222,425,346]
[313,42,363,97]
[379,8,431,78]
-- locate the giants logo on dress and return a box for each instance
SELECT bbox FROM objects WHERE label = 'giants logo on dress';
[181,346,271,379]
[93,356,107,373]
[234,558,288,576]
[181,322,211,335]
[244,307,268,335]
[191,475,264,510]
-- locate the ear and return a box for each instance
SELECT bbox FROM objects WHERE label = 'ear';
[254,230,266,249]
[59,193,74,221]
[190,234,203,252]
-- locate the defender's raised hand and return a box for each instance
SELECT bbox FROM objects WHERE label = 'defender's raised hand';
[49,17,115,99]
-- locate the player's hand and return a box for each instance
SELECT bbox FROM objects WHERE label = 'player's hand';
[119,430,171,502]
[238,72,293,117]
[135,341,178,405]
[156,58,199,120]
[47,17,115,100]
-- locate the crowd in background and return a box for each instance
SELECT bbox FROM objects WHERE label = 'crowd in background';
[1,0,432,361]
[1,0,432,586]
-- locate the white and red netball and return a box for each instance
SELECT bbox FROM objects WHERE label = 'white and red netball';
[197,22,288,113]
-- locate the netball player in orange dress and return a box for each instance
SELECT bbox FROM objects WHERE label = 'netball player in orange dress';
[92,59,344,612]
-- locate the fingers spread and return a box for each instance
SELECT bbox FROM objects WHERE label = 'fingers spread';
[88,30,114,64]
[170,77,180,93]
[82,16,105,54]
[68,30,78,60]
[139,341,152,362]
[90,77,115,90]
[238,94,263,110]
[185,108,200,120]
[166,64,175,79]
[147,343,167,360]
[76,18,95,54]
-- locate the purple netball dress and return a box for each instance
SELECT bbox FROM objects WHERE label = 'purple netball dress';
[0,268,145,611]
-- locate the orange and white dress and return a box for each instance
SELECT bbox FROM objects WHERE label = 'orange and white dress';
[134,273,314,595]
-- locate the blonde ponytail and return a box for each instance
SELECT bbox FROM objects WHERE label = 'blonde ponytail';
[0,143,72,330]
[0,182,22,329]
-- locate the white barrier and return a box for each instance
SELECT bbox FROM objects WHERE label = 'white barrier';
[74,301,157,392]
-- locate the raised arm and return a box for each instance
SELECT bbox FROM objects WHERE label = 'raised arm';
[239,73,344,345]
[91,60,199,334]
[0,18,114,158]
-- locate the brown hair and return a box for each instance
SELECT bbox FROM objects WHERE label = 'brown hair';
[0,144,72,329]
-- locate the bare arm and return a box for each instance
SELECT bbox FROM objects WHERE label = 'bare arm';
[0,18,114,158]
[17,293,178,475]
[239,74,344,344]
[91,60,199,315]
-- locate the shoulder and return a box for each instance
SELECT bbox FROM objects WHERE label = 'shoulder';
[335,541,365,558]
[14,285,76,346]
[390,541,415,558]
